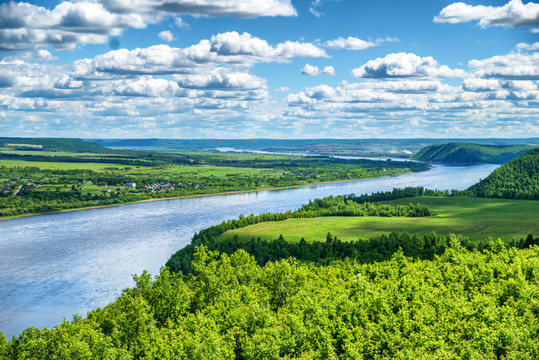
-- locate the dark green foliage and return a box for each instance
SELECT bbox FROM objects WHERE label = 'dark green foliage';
[469,148,539,199]
[166,196,438,274]
[169,231,486,275]
[5,244,539,359]
[0,137,109,153]
[413,142,536,164]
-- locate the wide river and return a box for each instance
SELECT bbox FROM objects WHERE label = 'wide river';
[0,163,498,337]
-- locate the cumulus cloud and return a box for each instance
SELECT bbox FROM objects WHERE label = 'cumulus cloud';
[100,0,297,18]
[516,42,539,51]
[274,86,290,92]
[351,52,467,79]
[112,76,181,97]
[173,69,267,90]
[3,50,58,63]
[73,32,328,77]
[323,36,399,51]
[0,1,146,50]
[324,37,377,50]
[158,31,175,42]
[0,0,296,50]
[301,64,335,76]
[434,0,539,28]
[468,52,539,79]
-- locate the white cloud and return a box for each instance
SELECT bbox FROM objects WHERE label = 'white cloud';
[322,66,335,75]
[434,0,539,28]
[325,37,377,50]
[73,32,328,77]
[516,42,539,51]
[174,17,190,29]
[99,0,297,18]
[274,41,328,58]
[173,69,267,90]
[158,31,175,42]
[469,52,539,79]
[301,64,320,76]
[0,0,296,51]
[309,0,324,17]
[351,52,467,78]
[274,86,290,92]
[0,1,146,50]
[3,50,58,63]
[462,78,501,91]
[301,64,334,76]
[112,76,181,97]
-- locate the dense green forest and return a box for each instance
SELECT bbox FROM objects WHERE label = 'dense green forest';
[412,142,536,165]
[3,243,539,359]
[469,148,539,199]
[0,138,109,153]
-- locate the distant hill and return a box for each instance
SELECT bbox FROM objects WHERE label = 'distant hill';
[412,142,536,165]
[0,137,109,153]
[91,138,539,154]
[468,148,539,199]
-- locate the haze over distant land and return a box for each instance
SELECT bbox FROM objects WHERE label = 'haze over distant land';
[0,0,537,138]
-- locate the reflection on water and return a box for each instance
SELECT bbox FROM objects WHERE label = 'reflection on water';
[0,164,498,336]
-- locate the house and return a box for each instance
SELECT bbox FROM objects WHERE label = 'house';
[124,182,136,189]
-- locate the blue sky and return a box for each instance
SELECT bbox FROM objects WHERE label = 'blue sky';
[0,0,537,139]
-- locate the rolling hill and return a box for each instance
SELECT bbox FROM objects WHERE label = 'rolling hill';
[468,147,539,199]
[412,142,536,165]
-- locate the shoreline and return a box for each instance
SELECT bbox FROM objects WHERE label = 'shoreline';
[0,174,404,221]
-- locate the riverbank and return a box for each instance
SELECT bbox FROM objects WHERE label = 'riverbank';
[0,174,406,221]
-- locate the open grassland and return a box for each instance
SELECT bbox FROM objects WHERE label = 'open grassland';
[143,165,284,178]
[219,197,539,243]
[0,149,129,157]
[0,159,138,170]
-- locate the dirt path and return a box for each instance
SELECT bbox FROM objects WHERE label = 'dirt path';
[12,185,23,197]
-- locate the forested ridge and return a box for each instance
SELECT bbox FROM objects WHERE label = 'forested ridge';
[412,142,535,165]
[468,148,539,200]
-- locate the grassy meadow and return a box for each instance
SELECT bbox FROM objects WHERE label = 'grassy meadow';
[219,196,539,243]
[0,159,138,170]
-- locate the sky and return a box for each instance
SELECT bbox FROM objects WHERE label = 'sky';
[0,0,537,139]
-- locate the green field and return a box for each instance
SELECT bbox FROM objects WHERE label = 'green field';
[0,159,137,170]
[220,197,539,243]
[148,165,284,178]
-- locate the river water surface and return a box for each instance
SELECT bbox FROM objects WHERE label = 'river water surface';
[0,163,498,337]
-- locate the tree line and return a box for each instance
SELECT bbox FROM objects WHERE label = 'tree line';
[4,242,539,359]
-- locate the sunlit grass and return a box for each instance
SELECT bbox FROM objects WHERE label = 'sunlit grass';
[219,197,539,243]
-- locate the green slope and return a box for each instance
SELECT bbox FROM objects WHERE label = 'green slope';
[219,197,539,243]
[0,137,111,153]
[412,142,535,164]
[468,147,539,199]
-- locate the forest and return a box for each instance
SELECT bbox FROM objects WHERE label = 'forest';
[3,243,539,359]
[468,148,539,200]
[412,142,536,165]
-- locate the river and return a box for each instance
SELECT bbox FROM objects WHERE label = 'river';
[0,163,498,337]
